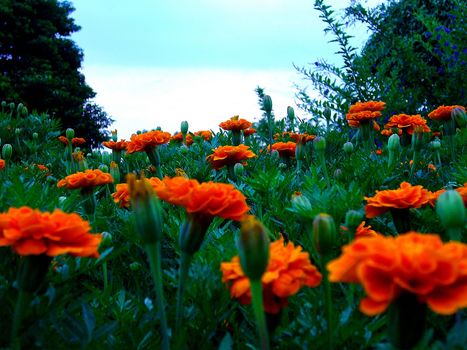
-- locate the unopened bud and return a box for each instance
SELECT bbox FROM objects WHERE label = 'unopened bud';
[9,102,15,112]
[17,103,23,114]
[343,141,354,154]
[101,231,113,246]
[234,163,244,177]
[333,168,343,180]
[388,134,401,151]
[436,190,465,234]
[431,138,441,150]
[452,107,467,128]
[238,215,270,281]
[1,101,6,111]
[291,193,313,218]
[312,213,336,257]
[130,262,142,271]
[345,210,363,232]
[271,149,280,161]
[98,164,109,173]
[32,132,38,140]
[15,128,21,135]
[111,130,118,142]
[2,144,12,160]
[21,106,28,117]
[287,106,295,119]
[66,128,75,139]
[181,121,189,135]
[263,95,273,113]
[313,136,326,152]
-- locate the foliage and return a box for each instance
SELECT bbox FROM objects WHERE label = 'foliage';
[0,0,113,145]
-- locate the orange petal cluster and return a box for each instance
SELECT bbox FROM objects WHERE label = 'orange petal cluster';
[355,221,380,239]
[269,141,297,158]
[346,101,385,128]
[154,176,249,221]
[383,114,431,135]
[126,130,171,154]
[429,183,467,207]
[428,105,465,121]
[348,101,386,113]
[327,232,467,315]
[58,136,86,147]
[206,145,257,170]
[0,207,101,257]
[364,182,433,218]
[57,169,114,190]
[102,140,128,151]
[243,128,256,137]
[219,116,252,131]
[221,237,322,314]
[0,159,4,170]
[112,177,163,208]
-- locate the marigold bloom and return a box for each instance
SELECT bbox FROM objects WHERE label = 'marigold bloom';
[171,132,184,142]
[383,114,431,135]
[269,141,297,158]
[346,111,382,127]
[102,140,128,151]
[355,221,379,238]
[243,128,256,137]
[327,232,467,315]
[112,177,163,208]
[206,145,257,170]
[184,131,212,146]
[72,151,85,162]
[348,101,386,113]
[429,183,467,207]
[0,159,4,170]
[154,176,249,221]
[221,237,322,314]
[364,182,433,218]
[57,169,114,190]
[58,136,86,147]
[35,164,49,172]
[219,116,252,131]
[428,105,465,121]
[126,130,171,154]
[0,207,101,257]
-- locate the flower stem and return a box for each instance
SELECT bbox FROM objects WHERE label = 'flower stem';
[145,242,170,350]
[146,148,163,179]
[409,150,419,181]
[11,289,29,349]
[322,256,334,350]
[175,252,193,335]
[250,279,270,350]
[318,153,331,188]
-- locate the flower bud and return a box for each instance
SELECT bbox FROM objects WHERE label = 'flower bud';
[58,196,67,205]
[17,103,23,113]
[287,106,295,120]
[452,107,467,128]
[111,129,118,142]
[1,101,6,111]
[2,144,12,160]
[436,190,465,233]
[271,149,280,161]
[278,163,287,169]
[388,134,401,151]
[343,141,354,154]
[32,132,38,140]
[127,174,164,244]
[323,107,332,119]
[180,121,189,135]
[130,262,142,271]
[9,102,15,112]
[21,106,28,117]
[333,168,343,180]
[15,128,21,135]
[66,128,75,139]
[234,163,244,177]
[101,231,113,246]
[312,213,336,257]
[98,164,109,173]
[431,138,441,150]
[237,215,270,281]
[313,136,326,152]
[295,142,306,161]
[345,210,363,231]
[263,95,273,113]
[291,193,313,219]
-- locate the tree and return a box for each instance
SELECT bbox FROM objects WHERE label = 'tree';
[0,0,112,145]
[296,0,467,125]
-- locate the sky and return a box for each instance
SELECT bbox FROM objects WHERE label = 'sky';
[71,0,385,139]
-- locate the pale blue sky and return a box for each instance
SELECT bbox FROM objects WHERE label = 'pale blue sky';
[70,0,384,137]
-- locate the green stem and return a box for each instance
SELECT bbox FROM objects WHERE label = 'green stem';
[176,252,193,335]
[409,150,419,181]
[227,164,236,180]
[250,279,270,350]
[146,148,163,179]
[145,243,170,350]
[232,131,241,146]
[322,257,334,350]
[103,262,108,294]
[267,112,273,153]
[11,290,29,349]
[318,153,331,188]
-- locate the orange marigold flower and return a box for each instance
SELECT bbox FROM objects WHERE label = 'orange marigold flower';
[102,140,128,151]
[0,207,102,257]
[348,101,386,113]
[57,169,114,190]
[194,130,212,141]
[0,159,5,170]
[154,176,249,221]
[428,105,465,121]
[327,232,467,315]
[428,164,437,172]
[171,132,184,142]
[429,184,467,207]
[381,128,403,136]
[243,128,256,137]
[384,114,431,135]
[221,237,322,314]
[346,111,382,127]
[126,130,171,154]
[35,164,49,172]
[364,182,433,218]
[355,221,380,239]
[375,149,383,156]
[206,145,257,170]
[111,177,163,208]
[219,116,252,131]
[269,141,297,158]
[58,136,86,147]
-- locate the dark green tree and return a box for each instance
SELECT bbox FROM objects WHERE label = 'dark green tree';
[0,0,112,146]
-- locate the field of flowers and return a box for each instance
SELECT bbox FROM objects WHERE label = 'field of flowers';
[0,100,466,350]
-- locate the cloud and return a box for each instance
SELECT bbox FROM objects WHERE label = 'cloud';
[83,65,315,139]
